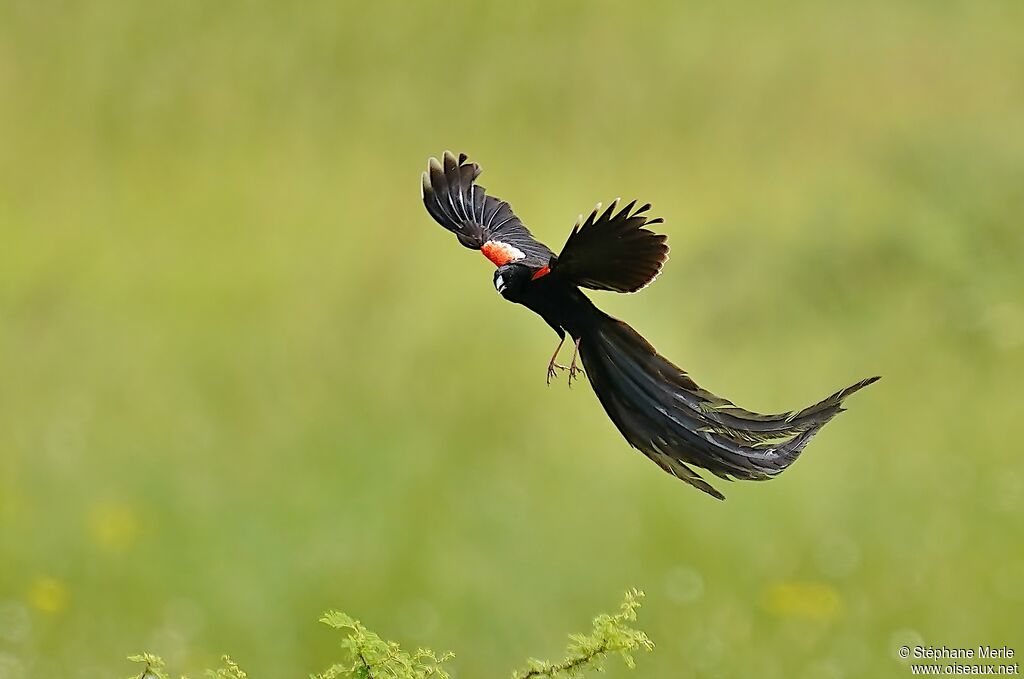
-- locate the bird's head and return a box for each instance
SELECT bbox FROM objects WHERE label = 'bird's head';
[493,263,532,301]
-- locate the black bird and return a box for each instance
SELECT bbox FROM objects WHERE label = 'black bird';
[421,151,879,499]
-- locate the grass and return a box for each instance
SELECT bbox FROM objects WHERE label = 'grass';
[1,1,1022,677]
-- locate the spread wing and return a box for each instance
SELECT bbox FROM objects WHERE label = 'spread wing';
[553,199,669,293]
[421,151,554,268]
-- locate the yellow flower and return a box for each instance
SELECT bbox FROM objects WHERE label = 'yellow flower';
[28,577,68,614]
[762,581,844,622]
[88,501,140,551]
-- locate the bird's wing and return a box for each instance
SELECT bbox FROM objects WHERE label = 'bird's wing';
[421,151,554,269]
[552,199,669,293]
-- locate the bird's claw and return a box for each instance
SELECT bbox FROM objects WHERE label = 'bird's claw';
[567,362,583,387]
[546,361,568,385]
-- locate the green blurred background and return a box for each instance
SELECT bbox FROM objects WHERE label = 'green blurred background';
[1,1,1022,677]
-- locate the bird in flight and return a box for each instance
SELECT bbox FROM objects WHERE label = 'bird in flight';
[421,151,879,499]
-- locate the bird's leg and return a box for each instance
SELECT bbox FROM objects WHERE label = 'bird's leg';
[546,335,567,385]
[567,338,583,386]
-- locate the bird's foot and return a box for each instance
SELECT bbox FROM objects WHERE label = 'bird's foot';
[567,362,584,387]
[546,361,568,385]
[567,338,584,387]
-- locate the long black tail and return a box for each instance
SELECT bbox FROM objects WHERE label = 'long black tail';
[578,316,879,500]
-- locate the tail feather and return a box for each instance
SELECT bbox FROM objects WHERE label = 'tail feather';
[579,317,879,500]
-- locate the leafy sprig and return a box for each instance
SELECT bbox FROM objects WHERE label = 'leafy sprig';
[126,590,651,679]
[513,589,653,679]
[315,610,453,679]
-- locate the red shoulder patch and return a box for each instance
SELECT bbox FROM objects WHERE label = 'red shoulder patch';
[481,240,526,267]
[530,265,551,281]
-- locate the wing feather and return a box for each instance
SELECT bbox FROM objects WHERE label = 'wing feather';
[554,198,669,293]
[421,151,554,268]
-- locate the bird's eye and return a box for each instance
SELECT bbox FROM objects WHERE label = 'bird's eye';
[495,274,505,293]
